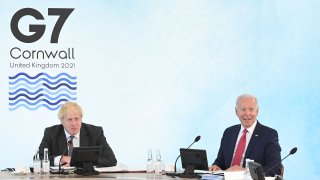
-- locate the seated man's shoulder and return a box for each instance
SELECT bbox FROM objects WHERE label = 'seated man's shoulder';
[258,123,279,138]
[226,124,241,130]
[223,124,241,134]
[46,124,63,131]
[259,123,277,133]
[82,123,103,131]
[43,125,64,137]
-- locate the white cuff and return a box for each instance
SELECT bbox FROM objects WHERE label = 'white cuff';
[54,155,62,166]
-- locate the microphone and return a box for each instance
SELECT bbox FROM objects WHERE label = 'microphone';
[173,135,201,174]
[264,147,297,177]
[57,139,73,174]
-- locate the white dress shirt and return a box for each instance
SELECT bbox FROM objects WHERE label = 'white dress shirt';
[53,131,80,166]
[231,120,257,166]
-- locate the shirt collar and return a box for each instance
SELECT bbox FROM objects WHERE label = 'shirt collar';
[241,120,257,134]
[64,130,80,139]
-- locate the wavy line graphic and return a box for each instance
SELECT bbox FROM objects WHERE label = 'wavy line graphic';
[9,103,65,111]
[9,88,43,96]
[9,93,43,101]
[8,72,77,111]
[43,88,77,96]
[9,77,77,86]
[9,86,77,95]
[9,99,44,106]
[9,78,42,85]
[43,83,76,90]
[9,83,43,91]
[43,94,76,101]
[9,98,70,106]
[9,93,76,101]
[9,72,77,80]
[9,72,43,80]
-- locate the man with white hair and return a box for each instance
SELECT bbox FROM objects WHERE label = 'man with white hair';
[209,94,281,177]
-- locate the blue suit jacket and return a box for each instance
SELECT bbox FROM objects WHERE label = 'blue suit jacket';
[213,121,281,176]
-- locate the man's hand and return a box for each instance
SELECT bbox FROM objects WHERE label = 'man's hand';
[209,165,221,171]
[226,165,244,171]
[60,156,71,167]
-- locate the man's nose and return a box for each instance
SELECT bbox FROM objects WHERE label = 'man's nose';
[244,109,251,115]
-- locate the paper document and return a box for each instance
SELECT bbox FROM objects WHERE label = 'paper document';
[224,170,245,180]
[95,166,147,173]
[194,170,213,174]
[201,174,224,180]
[50,166,75,170]
[195,170,224,175]
[95,166,127,173]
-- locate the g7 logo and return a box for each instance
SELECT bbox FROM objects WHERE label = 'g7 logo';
[11,8,74,43]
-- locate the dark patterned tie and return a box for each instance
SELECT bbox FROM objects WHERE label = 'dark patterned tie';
[232,129,248,166]
[68,136,74,156]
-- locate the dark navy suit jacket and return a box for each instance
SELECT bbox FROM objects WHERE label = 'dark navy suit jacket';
[213,121,281,176]
[38,123,117,167]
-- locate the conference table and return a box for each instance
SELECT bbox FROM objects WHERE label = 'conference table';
[1,172,180,180]
[0,171,277,180]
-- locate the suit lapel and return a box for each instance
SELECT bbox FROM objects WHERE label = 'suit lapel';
[244,121,261,161]
[227,125,241,167]
[80,124,89,146]
[57,126,68,154]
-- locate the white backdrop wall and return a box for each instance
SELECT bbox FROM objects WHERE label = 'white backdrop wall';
[1,1,320,179]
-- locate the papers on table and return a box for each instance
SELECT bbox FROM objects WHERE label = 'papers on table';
[200,170,224,180]
[50,164,145,173]
[196,170,224,175]
[50,166,75,170]
[201,174,224,180]
[50,166,75,174]
[94,166,146,173]
[224,170,245,180]
[201,170,254,180]
[95,166,127,173]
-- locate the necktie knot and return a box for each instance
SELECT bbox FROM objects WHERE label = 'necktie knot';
[69,135,74,143]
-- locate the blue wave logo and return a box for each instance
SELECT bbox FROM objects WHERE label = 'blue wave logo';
[9,72,77,111]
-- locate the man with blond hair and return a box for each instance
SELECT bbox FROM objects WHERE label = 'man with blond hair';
[38,101,117,167]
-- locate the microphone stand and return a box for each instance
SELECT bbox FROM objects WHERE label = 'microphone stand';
[264,147,297,178]
[171,155,181,178]
[53,140,72,175]
[58,155,69,174]
[173,141,196,173]
[168,136,201,178]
